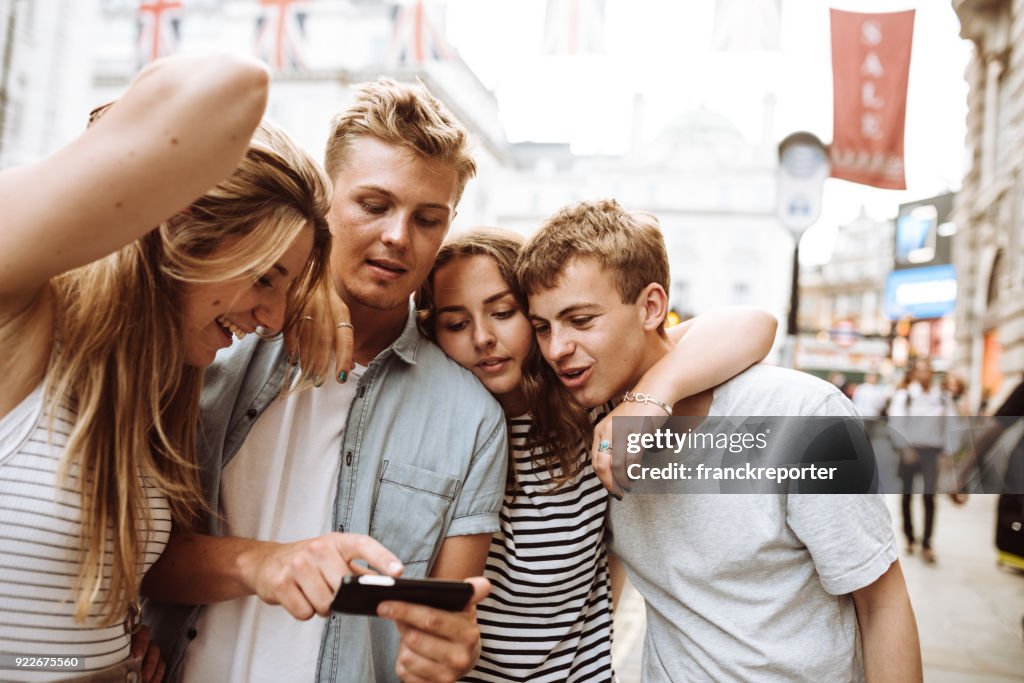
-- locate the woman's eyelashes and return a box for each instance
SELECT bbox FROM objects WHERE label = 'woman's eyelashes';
[442,307,520,333]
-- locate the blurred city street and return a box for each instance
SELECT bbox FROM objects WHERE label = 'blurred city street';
[1,0,1024,680]
[612,493,1024,682]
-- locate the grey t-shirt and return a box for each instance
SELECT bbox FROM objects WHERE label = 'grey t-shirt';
[608,364,897,682]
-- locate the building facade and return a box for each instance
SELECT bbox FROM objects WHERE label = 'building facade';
[953,0,1024,411]
[796,208,893,379]
[0,0,99,168]
[4,0,793,351]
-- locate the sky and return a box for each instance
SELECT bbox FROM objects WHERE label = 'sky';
[444,0,973,263]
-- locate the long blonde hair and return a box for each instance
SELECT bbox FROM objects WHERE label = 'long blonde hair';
[47,120,331,625]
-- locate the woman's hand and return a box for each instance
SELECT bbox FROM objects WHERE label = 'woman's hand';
[591,401,671,497]
[130,625,165,683]
[285,282,355,386]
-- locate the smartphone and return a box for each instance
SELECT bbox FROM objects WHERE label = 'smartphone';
[331,575,473,615]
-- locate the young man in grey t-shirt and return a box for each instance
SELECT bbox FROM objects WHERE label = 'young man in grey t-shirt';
[518,199,922,682]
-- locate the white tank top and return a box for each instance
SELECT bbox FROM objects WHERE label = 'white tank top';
[0,385,171,681]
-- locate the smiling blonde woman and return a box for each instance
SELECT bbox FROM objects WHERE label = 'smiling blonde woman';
[0,54,334,681]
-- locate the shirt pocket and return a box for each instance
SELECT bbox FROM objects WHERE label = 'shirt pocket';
[369,460,461,573]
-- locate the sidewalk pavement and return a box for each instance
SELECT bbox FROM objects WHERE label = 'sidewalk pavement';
[611,494,1024,682]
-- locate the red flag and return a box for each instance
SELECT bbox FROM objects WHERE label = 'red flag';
[256,0,309,71]
[136,0,182,68]
[829,9,914,190]
[389,1,453,65]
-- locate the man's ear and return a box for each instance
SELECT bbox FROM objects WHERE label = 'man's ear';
[637,283,668,332]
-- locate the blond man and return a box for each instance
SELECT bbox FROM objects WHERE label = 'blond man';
[144,79,507,683]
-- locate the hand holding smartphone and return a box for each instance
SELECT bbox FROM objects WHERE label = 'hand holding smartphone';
[331,575,473,616]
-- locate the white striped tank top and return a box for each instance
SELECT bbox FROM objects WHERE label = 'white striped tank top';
[0,384,171,682]
[465,414,614,683]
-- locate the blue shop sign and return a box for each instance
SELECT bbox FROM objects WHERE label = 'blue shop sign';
[884,264,957,320]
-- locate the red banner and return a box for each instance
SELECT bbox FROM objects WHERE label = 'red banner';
[829,9,914,190]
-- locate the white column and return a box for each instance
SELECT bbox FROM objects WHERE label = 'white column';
[981,55,1003,188]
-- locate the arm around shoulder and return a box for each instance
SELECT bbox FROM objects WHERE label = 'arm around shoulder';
[636,305,777,405]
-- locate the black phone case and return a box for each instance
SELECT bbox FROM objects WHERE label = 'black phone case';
[331,576,473,615]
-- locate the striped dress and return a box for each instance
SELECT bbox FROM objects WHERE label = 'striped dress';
[464,414,614,683]
[0,384,171,682]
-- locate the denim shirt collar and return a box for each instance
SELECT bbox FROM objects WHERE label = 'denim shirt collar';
[380,303,421,367]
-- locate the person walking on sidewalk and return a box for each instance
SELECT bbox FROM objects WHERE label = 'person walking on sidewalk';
[888,358,959,564]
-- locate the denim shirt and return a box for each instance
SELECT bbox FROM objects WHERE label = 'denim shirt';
[145,309,508,682]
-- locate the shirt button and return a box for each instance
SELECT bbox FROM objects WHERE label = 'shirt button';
[187,628,198,640]
[245,408,258,419]
[345,451,353,466]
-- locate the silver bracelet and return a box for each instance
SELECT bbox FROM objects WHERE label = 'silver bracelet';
[622,391,673,416]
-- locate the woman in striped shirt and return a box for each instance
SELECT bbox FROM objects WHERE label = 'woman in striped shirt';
[0,55,341,681]
[416,229,775,682]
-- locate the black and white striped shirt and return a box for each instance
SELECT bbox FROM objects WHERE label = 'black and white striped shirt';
[0,385,171,681]
[465,414,614,683]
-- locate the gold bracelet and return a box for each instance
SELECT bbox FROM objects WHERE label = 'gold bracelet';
[622,390,673,416]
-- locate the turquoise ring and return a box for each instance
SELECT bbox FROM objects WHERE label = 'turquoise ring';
[598,439,612,452]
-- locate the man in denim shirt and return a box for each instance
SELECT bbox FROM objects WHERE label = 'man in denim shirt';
[143,79,508,683]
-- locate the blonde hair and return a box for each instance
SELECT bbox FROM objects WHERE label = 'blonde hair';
[48,119,331,625]
[324,78,476,203]
[416,229,592,488]
[517,200,670,314]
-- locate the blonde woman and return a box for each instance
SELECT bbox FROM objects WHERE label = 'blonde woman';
[0,55,377,681]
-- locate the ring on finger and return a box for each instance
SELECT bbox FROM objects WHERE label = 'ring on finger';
[336,321,354,331]
[598,439,613,452]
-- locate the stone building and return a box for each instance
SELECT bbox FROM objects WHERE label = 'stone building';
[796,208,893,378]
[4,0,794,346]
[952,0,1024,411]
[0,0,99,168]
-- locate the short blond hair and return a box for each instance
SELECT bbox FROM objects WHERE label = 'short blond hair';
[517,199,670,306]
[325,78,476,203]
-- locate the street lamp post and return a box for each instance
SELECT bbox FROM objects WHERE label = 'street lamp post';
[776,131,829,369]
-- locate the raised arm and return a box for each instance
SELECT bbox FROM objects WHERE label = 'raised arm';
[591,306,777,494]
[0,54,269,309]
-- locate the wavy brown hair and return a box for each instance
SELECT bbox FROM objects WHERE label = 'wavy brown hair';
[416,229,592,488]
[48,119,331,625]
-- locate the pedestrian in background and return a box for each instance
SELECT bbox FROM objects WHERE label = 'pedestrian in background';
[888,358,960,564]
[943,373,969,416]
[853,371,892,419]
